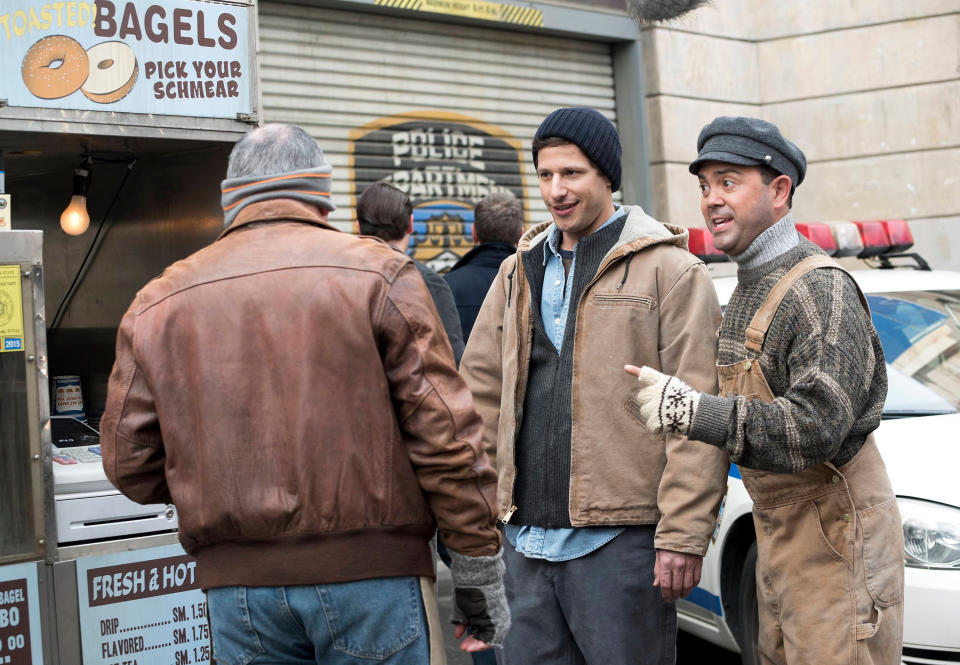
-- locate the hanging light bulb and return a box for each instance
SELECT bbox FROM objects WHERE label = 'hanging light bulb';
[60,167,91,235]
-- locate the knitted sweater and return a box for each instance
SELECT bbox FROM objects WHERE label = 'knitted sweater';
[689,236,887,473]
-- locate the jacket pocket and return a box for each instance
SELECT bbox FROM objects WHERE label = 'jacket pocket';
[591,293,656,309]
[812,496,851,564]
[858,497,905,607]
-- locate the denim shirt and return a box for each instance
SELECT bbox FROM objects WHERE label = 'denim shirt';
[504,207,626,561]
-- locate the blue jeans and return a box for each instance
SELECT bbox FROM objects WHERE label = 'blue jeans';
[207,577,430,665]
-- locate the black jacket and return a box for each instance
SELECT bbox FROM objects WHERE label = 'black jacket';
[414,259,465,365]
[444,242,516,341]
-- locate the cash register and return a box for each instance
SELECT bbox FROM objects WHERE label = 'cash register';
[51,416,178,543]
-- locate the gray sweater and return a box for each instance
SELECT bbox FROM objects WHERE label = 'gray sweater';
[689,228,887,473]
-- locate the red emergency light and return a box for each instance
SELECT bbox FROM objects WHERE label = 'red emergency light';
[879,220,914,253]
[795,223,837,255]
[853,221,891,258]
[687,227,729,263]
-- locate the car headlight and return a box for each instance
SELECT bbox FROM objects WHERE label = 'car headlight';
[897,498,960,569]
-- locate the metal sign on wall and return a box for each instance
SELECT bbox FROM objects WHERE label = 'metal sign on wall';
[350,111,527,271]
[0,0,251,118]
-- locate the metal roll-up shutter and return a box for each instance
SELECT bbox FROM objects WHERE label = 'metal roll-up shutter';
[259,1,616,270]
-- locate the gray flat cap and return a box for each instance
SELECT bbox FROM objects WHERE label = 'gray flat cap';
[689,116,807,190]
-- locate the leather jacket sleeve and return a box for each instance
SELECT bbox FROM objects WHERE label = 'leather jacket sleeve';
[378,263,501,556]
[100,299,172,505]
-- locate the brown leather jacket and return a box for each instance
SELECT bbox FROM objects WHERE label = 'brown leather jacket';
[100,199,500,589]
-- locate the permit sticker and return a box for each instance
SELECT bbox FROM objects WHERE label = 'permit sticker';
[0,265,25,353]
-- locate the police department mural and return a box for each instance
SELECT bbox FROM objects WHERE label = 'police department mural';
[350,112,527,272]
[0,0,251,118]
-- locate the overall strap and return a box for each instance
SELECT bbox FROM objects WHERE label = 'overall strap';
[744,254,869,354]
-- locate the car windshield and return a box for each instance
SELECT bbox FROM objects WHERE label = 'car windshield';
[868,290,960,417]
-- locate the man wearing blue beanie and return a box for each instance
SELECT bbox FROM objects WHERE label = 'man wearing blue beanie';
[460,108,728,663]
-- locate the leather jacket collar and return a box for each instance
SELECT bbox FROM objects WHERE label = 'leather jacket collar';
[219,198,337,240]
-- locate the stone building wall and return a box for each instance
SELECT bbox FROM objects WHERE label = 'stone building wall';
[643,1,960,268]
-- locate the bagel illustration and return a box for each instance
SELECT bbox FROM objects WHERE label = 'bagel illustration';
[81,41,138,103]
[21,35,89,99]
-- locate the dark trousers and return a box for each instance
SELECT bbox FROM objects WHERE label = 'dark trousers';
[499,525,676,665]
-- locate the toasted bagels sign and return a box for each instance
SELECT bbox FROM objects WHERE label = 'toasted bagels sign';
[1,0,251,118]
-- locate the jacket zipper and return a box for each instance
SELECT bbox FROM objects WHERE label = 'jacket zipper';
[504,253,531,524]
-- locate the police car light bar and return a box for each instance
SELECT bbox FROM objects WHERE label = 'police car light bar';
[879,220,914,254]
[687,227,729,263]
[853,221,892,258]
[795,223,837,256]
[829,222,865,257]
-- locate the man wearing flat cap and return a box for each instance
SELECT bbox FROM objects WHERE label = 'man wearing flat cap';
[461,107,727,663]
[626,117,904,664]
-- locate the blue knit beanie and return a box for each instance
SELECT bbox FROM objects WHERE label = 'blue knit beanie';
[533,107,622,192]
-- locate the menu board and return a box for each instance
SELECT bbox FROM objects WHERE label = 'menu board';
[76,545,210,665]
[0,561,43,665]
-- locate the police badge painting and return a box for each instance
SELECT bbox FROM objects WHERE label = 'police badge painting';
[349,112,527,272]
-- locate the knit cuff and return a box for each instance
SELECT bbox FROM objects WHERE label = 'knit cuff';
[689,394,735,448]
[448,548,504,587]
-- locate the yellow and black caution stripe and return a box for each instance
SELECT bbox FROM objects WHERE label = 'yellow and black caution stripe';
[497,4,543,26]
[376,0,424,9]
[375,0,544,28]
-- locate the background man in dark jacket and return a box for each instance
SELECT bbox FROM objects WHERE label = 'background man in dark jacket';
[444,191,524,341]
[357,181,465,365]
[101,124,509,663]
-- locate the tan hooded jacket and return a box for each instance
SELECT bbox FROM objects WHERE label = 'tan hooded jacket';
[460,205,728,555]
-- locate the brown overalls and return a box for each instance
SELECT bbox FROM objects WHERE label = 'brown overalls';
[717,255,904,664]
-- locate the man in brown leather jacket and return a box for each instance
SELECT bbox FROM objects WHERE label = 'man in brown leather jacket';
[100,124,509,664]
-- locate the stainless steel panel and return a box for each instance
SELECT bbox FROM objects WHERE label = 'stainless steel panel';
[56,532,181,561]
[51,558,81,665]
[0,231,47,565]
[0,229,42,263]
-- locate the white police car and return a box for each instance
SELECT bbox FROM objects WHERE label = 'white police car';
[680,221,960,665]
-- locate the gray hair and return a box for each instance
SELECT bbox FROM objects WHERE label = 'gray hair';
[226,124,326,179]
[474,191,524,246]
